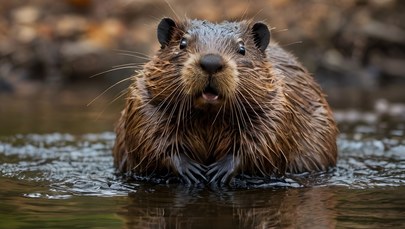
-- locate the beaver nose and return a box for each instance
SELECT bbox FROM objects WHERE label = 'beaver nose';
[199,54,224,75]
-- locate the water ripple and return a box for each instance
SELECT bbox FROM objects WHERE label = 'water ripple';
[0,131,404,198]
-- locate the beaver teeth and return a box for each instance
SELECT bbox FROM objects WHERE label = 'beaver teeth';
[202,86,219,101]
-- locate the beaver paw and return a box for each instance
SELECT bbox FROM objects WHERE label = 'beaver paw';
[171,154,207,185]
[207,154,240,185]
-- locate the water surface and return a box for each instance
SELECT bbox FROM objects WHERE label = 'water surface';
[0,91,404,228]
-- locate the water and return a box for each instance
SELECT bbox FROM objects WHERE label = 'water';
[0,91,404,228]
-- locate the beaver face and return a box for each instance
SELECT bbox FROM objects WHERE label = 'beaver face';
[149,18,271,111]
[181,48,239,108]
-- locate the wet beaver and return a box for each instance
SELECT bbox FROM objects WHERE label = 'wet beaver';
[113,18,338,184]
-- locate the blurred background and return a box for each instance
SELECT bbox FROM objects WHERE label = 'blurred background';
[0,0,404,135]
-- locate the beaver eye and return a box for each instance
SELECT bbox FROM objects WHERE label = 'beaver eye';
[237,41,246,55]
[179,37,188,49]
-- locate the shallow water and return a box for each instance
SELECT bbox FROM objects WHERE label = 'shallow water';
[0,92,405,228]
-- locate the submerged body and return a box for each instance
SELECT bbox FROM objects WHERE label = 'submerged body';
[113,18,338,184]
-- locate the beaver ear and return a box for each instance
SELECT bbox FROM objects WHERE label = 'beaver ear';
[252,22,270,52]
[157,18,177,48]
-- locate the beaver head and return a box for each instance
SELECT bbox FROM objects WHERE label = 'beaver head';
[142,18,273,115]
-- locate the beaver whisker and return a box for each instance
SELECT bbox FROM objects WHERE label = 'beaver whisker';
[151,87,183,157]
[112,63,145,69]
[232,96,251,131]
[176,92,185,128]
[94,87,130,121]
[88,76,133,106]
[113,49,152,58]
[246,143,267,176]
[222,99,229,125]
[175,88,188,142]
[110,88,129,106]
[156,84,183,142]
[130,143,156,173]
[234,93,254,129]
[89,65,142,79]
[228,97,238,129]
[178,94,192,152]
[239,85,270,116]
[116,52,151,62]
[139,76,181,110]
[238,74,270,91]
[211,103,224,127]
[236,90,268,128]
[252,142,278,175]
[139,84,179,119]
[233,99,247,133]
[157,85,183,123]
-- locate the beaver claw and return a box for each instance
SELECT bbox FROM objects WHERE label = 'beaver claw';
[207,154,240,184]
[171,154,207,184]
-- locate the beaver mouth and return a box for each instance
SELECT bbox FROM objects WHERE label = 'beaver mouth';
[202,85,220,101]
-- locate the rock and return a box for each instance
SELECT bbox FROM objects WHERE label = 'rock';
[14,25,38,43]
[362,21,405,45]
[12,6,40,25]
[55,15,89,38]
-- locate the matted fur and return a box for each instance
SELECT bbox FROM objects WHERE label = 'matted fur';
[113,18,338,184]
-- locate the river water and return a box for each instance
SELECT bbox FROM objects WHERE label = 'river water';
[0,88,404,228]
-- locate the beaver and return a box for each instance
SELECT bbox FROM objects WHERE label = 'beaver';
[113,17,338,184]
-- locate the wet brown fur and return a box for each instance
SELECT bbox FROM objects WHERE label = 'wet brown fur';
[113,18,338,183]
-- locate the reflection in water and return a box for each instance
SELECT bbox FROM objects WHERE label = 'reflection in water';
[118,186,337,229]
